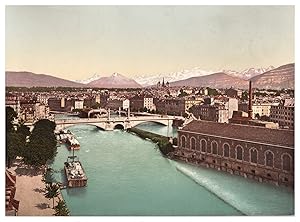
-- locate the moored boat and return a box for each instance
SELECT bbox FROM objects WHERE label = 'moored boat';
[64,156,88,188]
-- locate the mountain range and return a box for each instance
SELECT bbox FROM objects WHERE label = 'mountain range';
[169,64,294,89]
[5,63,294,89]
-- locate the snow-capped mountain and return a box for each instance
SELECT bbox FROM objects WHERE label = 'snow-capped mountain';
[223,66,275,80]
[74,65,275,87]
[74,73,101,84]
[134,67,216,86]
[87,72,142,88]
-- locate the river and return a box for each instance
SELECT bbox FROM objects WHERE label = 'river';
[50,116,294,216]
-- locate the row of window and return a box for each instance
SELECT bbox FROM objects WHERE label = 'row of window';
[180,135,292,171]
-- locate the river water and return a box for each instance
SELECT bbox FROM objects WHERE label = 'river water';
[50,116,294,216]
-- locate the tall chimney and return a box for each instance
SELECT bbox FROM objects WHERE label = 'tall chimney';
[248,81,253,119]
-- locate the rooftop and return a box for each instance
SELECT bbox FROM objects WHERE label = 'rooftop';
[180,120,294,147]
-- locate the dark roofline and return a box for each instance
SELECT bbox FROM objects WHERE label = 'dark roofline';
[179,120,294,147]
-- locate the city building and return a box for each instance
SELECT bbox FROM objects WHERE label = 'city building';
[130,96,144,112]
[123,99,130,110]
[226,98,238,119]
[270,99,294,129]
[107,99,123,110]
[239,102,276,119]
[144,97,156,111]
[74,100,84,110]
[173,120,294,187]
[189,104,229,123]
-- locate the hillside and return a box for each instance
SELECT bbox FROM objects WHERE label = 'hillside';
[6,71,86,88]
[170,72,248,89]
[250,63,294,89]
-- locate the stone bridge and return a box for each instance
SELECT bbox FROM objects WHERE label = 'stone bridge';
[55,116,182,131]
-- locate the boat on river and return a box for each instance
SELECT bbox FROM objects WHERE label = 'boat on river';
[64,156,88,188]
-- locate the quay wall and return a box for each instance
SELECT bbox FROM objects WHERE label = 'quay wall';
[172,130,294,187]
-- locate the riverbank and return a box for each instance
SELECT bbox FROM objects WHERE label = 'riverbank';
[127,127,175,155]
[8,159,63,216]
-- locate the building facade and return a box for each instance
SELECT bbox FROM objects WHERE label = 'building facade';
[172,120,294,187]
[144,97,156,111]
[270,99,294,129]
[189,104,229,123]
[239,102,275,118]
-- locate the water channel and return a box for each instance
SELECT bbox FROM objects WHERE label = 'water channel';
[50,115,294,216]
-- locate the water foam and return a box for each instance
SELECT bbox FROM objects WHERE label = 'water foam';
[170,160,294,216]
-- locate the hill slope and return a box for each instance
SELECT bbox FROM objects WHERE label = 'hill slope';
[250,63,294,89]
[170,72,249,89]
[6,71,86,88]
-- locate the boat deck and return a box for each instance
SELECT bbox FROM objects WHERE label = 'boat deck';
[64,160,87,188]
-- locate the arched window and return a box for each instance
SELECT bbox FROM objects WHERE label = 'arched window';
[250,148,258,164]
[181,135,186,148]
[265,150,274,167]
[282,153,291,171]
[212,141,218,155]
[190,137,196,150]
[200,139,207,153]
[236,145,243,160]
[223,144,230,157]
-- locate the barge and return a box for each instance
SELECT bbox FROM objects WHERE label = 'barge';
[64,156,87,188]
[57,130,80,150]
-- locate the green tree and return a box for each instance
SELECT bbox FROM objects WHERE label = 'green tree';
[42,167,55,184]
[241,91,248,101]
[6,107,17,133]
[44,182,60,208]
[6,132,23,167]
[54,199,70,216]
[23,119,57,167]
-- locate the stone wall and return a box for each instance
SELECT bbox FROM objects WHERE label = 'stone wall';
[173,130,294,187]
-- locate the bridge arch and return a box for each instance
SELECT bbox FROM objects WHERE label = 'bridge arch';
[114,123,125,130]
[56,123,105,131]
[130,120,170,128]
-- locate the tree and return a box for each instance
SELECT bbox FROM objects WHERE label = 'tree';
[207,87,219,96]
[42,167,55,184]
[6,107,22,167]
[255,113,260,119]
[44,182,60,208]
[241,91,248,101]
[143,107,148,112]
[178,89,188,97]
[23,119,57,167]
[6,132,23,167]
[54,199,70,216]
[6,107,17,133]
[91,102,101,109]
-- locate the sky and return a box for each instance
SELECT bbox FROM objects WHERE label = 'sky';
[5,5,294,81]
